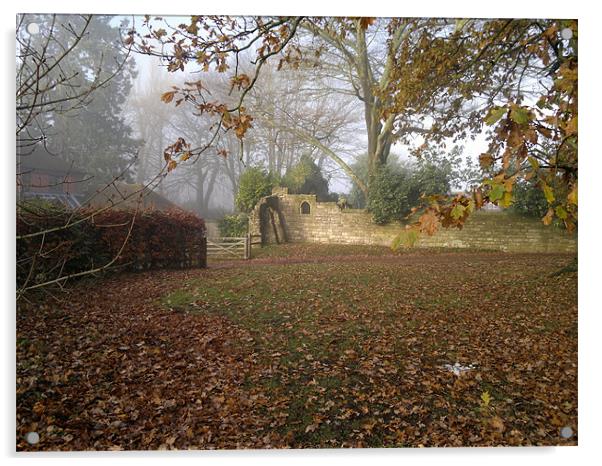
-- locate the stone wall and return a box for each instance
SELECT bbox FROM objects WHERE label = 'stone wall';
[249,187,577,253]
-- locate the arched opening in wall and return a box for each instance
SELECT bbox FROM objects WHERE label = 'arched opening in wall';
[300,201,311,215]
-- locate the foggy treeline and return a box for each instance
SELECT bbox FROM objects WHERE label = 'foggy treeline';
[128,56,365,218]
[18,14,487,219]
[17,14,372,218]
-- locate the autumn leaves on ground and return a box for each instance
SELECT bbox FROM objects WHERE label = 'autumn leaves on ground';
[16,245,577,450]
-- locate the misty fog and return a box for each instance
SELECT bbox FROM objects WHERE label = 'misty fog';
[17,14,488,219]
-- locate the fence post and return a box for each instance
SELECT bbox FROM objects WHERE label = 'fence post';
[200,236,207,268]
[245,233,251,260]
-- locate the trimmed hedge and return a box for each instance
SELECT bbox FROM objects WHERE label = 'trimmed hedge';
[17,204,206,290]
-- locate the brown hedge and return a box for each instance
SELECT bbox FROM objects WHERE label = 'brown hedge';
[17,205,206,290]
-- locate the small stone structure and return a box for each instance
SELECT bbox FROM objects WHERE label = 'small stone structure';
[249,187,577,253]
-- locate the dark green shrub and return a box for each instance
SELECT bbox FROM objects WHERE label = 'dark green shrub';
[218,213,248,237]
[511,180,549,218]
[367,165,411,224]
[408,162,451,204]
[367,162,451,225]
[282,154,335,201]
[235,167,274,213]
[350,147,464,211]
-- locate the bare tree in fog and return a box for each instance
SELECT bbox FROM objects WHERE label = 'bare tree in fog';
[127,59,366,214]
[248,63,365,191]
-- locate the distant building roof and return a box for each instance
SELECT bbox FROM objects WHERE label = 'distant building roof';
[20,191,82,209]
[84,182,182,212]
[16,148,184,212]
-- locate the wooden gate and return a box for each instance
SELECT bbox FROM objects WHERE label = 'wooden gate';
[207,237,248,259]
[206,234,263,260]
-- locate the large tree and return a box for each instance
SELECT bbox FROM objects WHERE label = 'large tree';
[131,16,577,231]
[383,19,578,233]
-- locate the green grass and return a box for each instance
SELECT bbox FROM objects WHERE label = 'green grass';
[160,289,197,311]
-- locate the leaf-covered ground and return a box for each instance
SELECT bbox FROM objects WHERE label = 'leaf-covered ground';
[17,246,577,450]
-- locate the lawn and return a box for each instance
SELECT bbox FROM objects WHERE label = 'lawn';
[16,245,577,450]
